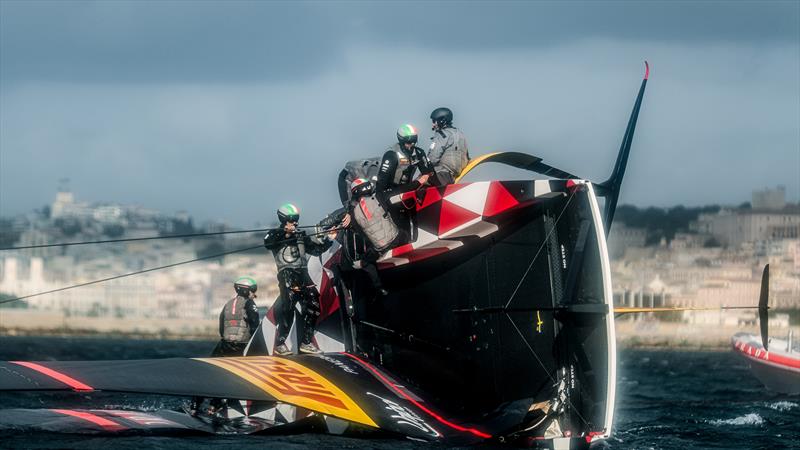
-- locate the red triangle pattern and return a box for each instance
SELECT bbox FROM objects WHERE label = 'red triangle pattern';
[483,181,519,217]
[444,183,469,197]
[391,243,414,257]
[439,200,481,235]
[317,270,339,320]
[418,187,442,210]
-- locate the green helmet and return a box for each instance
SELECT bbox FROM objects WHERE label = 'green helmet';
[234,276,257,296]
[396,124,418,146]
[277,203,300,223]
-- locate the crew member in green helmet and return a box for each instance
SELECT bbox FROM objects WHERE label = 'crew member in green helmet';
[190,276,259,415]
[264,203,334,355]
[214,276,260,356]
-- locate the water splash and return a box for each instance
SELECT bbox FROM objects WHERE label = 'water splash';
[709,413,764,426]
[766,401,798,412]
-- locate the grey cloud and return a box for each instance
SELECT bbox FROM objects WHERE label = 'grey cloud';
[1,41,797,225]
[0,0,345,83]
[356,1,799,49]
[1,1,797,84]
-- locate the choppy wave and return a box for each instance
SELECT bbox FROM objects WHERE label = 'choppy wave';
[708,413,764,426]
[766,401,798,412]
[101,402,171,412]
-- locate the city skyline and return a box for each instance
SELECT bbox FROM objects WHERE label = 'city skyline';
[3,182,796,228]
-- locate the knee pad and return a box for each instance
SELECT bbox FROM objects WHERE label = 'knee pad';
[303,288,321,317]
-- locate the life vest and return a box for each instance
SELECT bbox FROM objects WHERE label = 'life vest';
[352,194,399,252]
[428,128,470,181]
[272,233,308,272]
[221,296,252,343]
[391,150,413,185]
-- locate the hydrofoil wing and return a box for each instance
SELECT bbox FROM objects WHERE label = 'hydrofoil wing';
[0,353,489,442]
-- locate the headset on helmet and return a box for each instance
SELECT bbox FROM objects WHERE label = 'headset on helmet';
[430,107,453,127]
[396,124,418,146]
[350,177,374,198]
[277,203,300,224]
[234,276,257,297]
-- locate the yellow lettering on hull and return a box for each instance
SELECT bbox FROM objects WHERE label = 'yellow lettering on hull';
[196,356,376,427]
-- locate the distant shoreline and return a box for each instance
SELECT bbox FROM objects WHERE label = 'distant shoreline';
[0,328,217,342]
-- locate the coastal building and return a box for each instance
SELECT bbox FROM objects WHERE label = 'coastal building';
[752,185,786,210]
[607,223,647,259]
[694,207,800,247]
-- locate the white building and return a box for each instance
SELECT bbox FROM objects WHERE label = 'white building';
[695,208,800,247]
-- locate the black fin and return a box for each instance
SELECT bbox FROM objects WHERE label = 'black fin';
[599,61,649,236]
[758,264,769,351]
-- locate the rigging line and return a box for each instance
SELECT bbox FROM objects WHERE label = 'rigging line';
[0,244,263,305]
[504,313,590,429]
[1,224,329,251]
[1,226,344,305]
[503,192,576,309]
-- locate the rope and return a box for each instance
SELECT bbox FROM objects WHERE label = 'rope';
[0,225,345,306]
[503,192,575,309]
[0,224,326,251]
[0,245,262,305]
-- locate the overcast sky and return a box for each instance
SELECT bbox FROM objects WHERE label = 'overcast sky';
[1,1,798,226]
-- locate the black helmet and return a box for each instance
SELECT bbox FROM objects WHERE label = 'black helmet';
[430,107,453,127]
[277,203,300,224]
[234,276,257,296]
[396,124,418,146]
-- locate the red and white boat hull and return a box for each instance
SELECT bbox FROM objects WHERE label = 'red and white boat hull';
[732,332,800,394]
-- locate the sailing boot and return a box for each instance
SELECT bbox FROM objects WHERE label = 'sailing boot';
[299,342,322,354]
[273,343,292,356]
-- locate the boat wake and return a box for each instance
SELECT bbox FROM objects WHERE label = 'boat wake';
[708,413,764,426]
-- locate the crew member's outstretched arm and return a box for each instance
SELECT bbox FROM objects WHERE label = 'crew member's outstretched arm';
[263,229,284,250]
[245,298,260,336]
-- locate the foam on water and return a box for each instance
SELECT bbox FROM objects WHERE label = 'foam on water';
[766,401,798,412]
[708,413,764,426]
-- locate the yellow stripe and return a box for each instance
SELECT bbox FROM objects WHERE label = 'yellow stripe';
[614,306,759,314]
[196,356,377,427]
[454,152,502,183]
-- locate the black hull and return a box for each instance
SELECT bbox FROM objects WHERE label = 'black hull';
[346,182,615,439]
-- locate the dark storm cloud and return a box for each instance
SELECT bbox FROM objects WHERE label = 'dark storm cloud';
[0,0,344,82]
[357,1,799,49]
[1,1,797,83]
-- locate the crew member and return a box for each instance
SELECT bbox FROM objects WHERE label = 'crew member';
[190,276,259,415]
[347,177,406,294]
[369,124,435,242]
[428,107,470,185]
[375,124,434,195]
[340,125,433,234]
[337,157,381,206]
[264,203,333,355]
[215,276,260,356]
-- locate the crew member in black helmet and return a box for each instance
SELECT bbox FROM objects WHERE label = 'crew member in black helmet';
[264,203,334,355]
[214,276,260,356]
[428,107,470,185]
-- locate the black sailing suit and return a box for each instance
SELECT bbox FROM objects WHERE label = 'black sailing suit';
[264,229,332,346]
